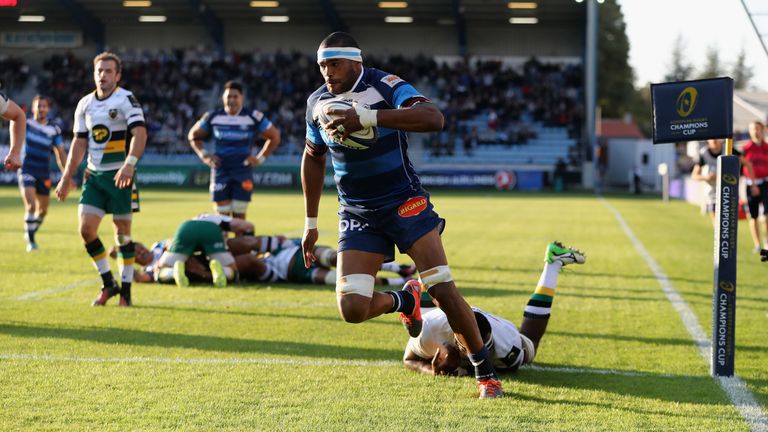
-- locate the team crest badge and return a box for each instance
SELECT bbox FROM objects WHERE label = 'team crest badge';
[109,109,118,119]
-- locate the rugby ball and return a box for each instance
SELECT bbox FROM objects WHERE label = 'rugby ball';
[313,99,378,150]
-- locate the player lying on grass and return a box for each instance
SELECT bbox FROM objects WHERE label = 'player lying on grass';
[115,235,417,287]
[237,238,417,286]
[152,213,254,288]
[403,241,585,376]
[109,233,287,284]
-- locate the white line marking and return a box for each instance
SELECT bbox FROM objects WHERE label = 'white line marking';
[525,364,675,378]
[12,278,100,301]
[602,198,768,432]
[0,353,702,379]
[0,353,400,367]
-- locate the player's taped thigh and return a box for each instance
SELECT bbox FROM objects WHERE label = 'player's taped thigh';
[231,200,249,214]
[114,234,132,246]
[336,273,374,297]
[215,203,233,214]
[112,213,132,221]
[78,204,105,218]
[419,265,453,290]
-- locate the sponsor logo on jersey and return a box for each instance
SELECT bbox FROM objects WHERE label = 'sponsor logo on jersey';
[381,74,404,88]
[398,196,427,217]
[109,109,118,120]
[91,124,111,144]
[241,179,254,192]
[44,179,51,188]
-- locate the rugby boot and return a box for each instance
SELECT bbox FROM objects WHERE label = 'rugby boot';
[545,241,586,266]
[209,259,227,288]
[92,281,120,306]
[477,378,504,399]
[399,279,423,337]
[173,260,189,288]
[119,284,132,307]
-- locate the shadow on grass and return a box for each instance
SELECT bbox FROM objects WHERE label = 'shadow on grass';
[548,330,768,354]
[137,304,400,329]
[0,322,402,361]
[512,366,730,407]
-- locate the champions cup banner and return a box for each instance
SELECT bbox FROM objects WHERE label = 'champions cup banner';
[651,77,733,144]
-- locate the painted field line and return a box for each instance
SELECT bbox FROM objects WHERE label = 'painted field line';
[12,278,100,301]
[0,353,693,378]
[602,198,768,432]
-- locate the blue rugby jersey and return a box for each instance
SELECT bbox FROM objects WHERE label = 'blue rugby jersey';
[305,68,427,208]
[21,118,63,174]
[197,107,272,169]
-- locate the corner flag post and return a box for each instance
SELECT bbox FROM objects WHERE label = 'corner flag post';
[650,77,736,377]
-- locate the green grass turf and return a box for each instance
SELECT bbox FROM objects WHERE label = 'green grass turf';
[0,187,765,431]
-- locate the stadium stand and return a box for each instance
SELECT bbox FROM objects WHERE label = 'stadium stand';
[25,50,583,171]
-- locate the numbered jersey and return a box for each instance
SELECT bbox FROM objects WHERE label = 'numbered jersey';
[73,87,145,172]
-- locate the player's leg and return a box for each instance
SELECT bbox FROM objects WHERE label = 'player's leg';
[335,249,392,323]
[32,177,53,245]
[406,228,501,398]
[761,184,768,249]
[18,180,38,251]
[230,175,253,220]
[156,251,191,286]
[315,246,337,268]
[208,252,237,287]
[519,241,586,361]
[79,205,120,306]
[379,260,417,279]
[746,192,762,251]
[231,199,249,220]
[112,216,134,306]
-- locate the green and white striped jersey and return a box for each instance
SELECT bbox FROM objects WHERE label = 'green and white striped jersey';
[73,87,145,172]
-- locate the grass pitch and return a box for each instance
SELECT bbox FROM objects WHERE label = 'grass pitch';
[0,187,766,431]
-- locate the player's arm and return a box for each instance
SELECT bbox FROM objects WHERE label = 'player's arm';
[739,156,760,197]
[2,98,26,170]
[53,135,67,172]
[188,114,218,168]
[301,140,326,268]
[114,123,146,189]
[55,136,88,201]
[328,96,444,141]
[690,164,705,181]
[247,123,281,167]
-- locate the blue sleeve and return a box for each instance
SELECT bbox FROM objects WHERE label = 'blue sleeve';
[53,125,63,147]
[198,112,212,133]
[305,120,325,147]
[251,110,272,134]
[368,68,426,109]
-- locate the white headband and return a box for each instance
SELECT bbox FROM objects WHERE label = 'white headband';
[317,47,362,63]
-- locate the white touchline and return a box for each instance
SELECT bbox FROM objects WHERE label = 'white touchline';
[0,353,697,378]
[602,198,768,432]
